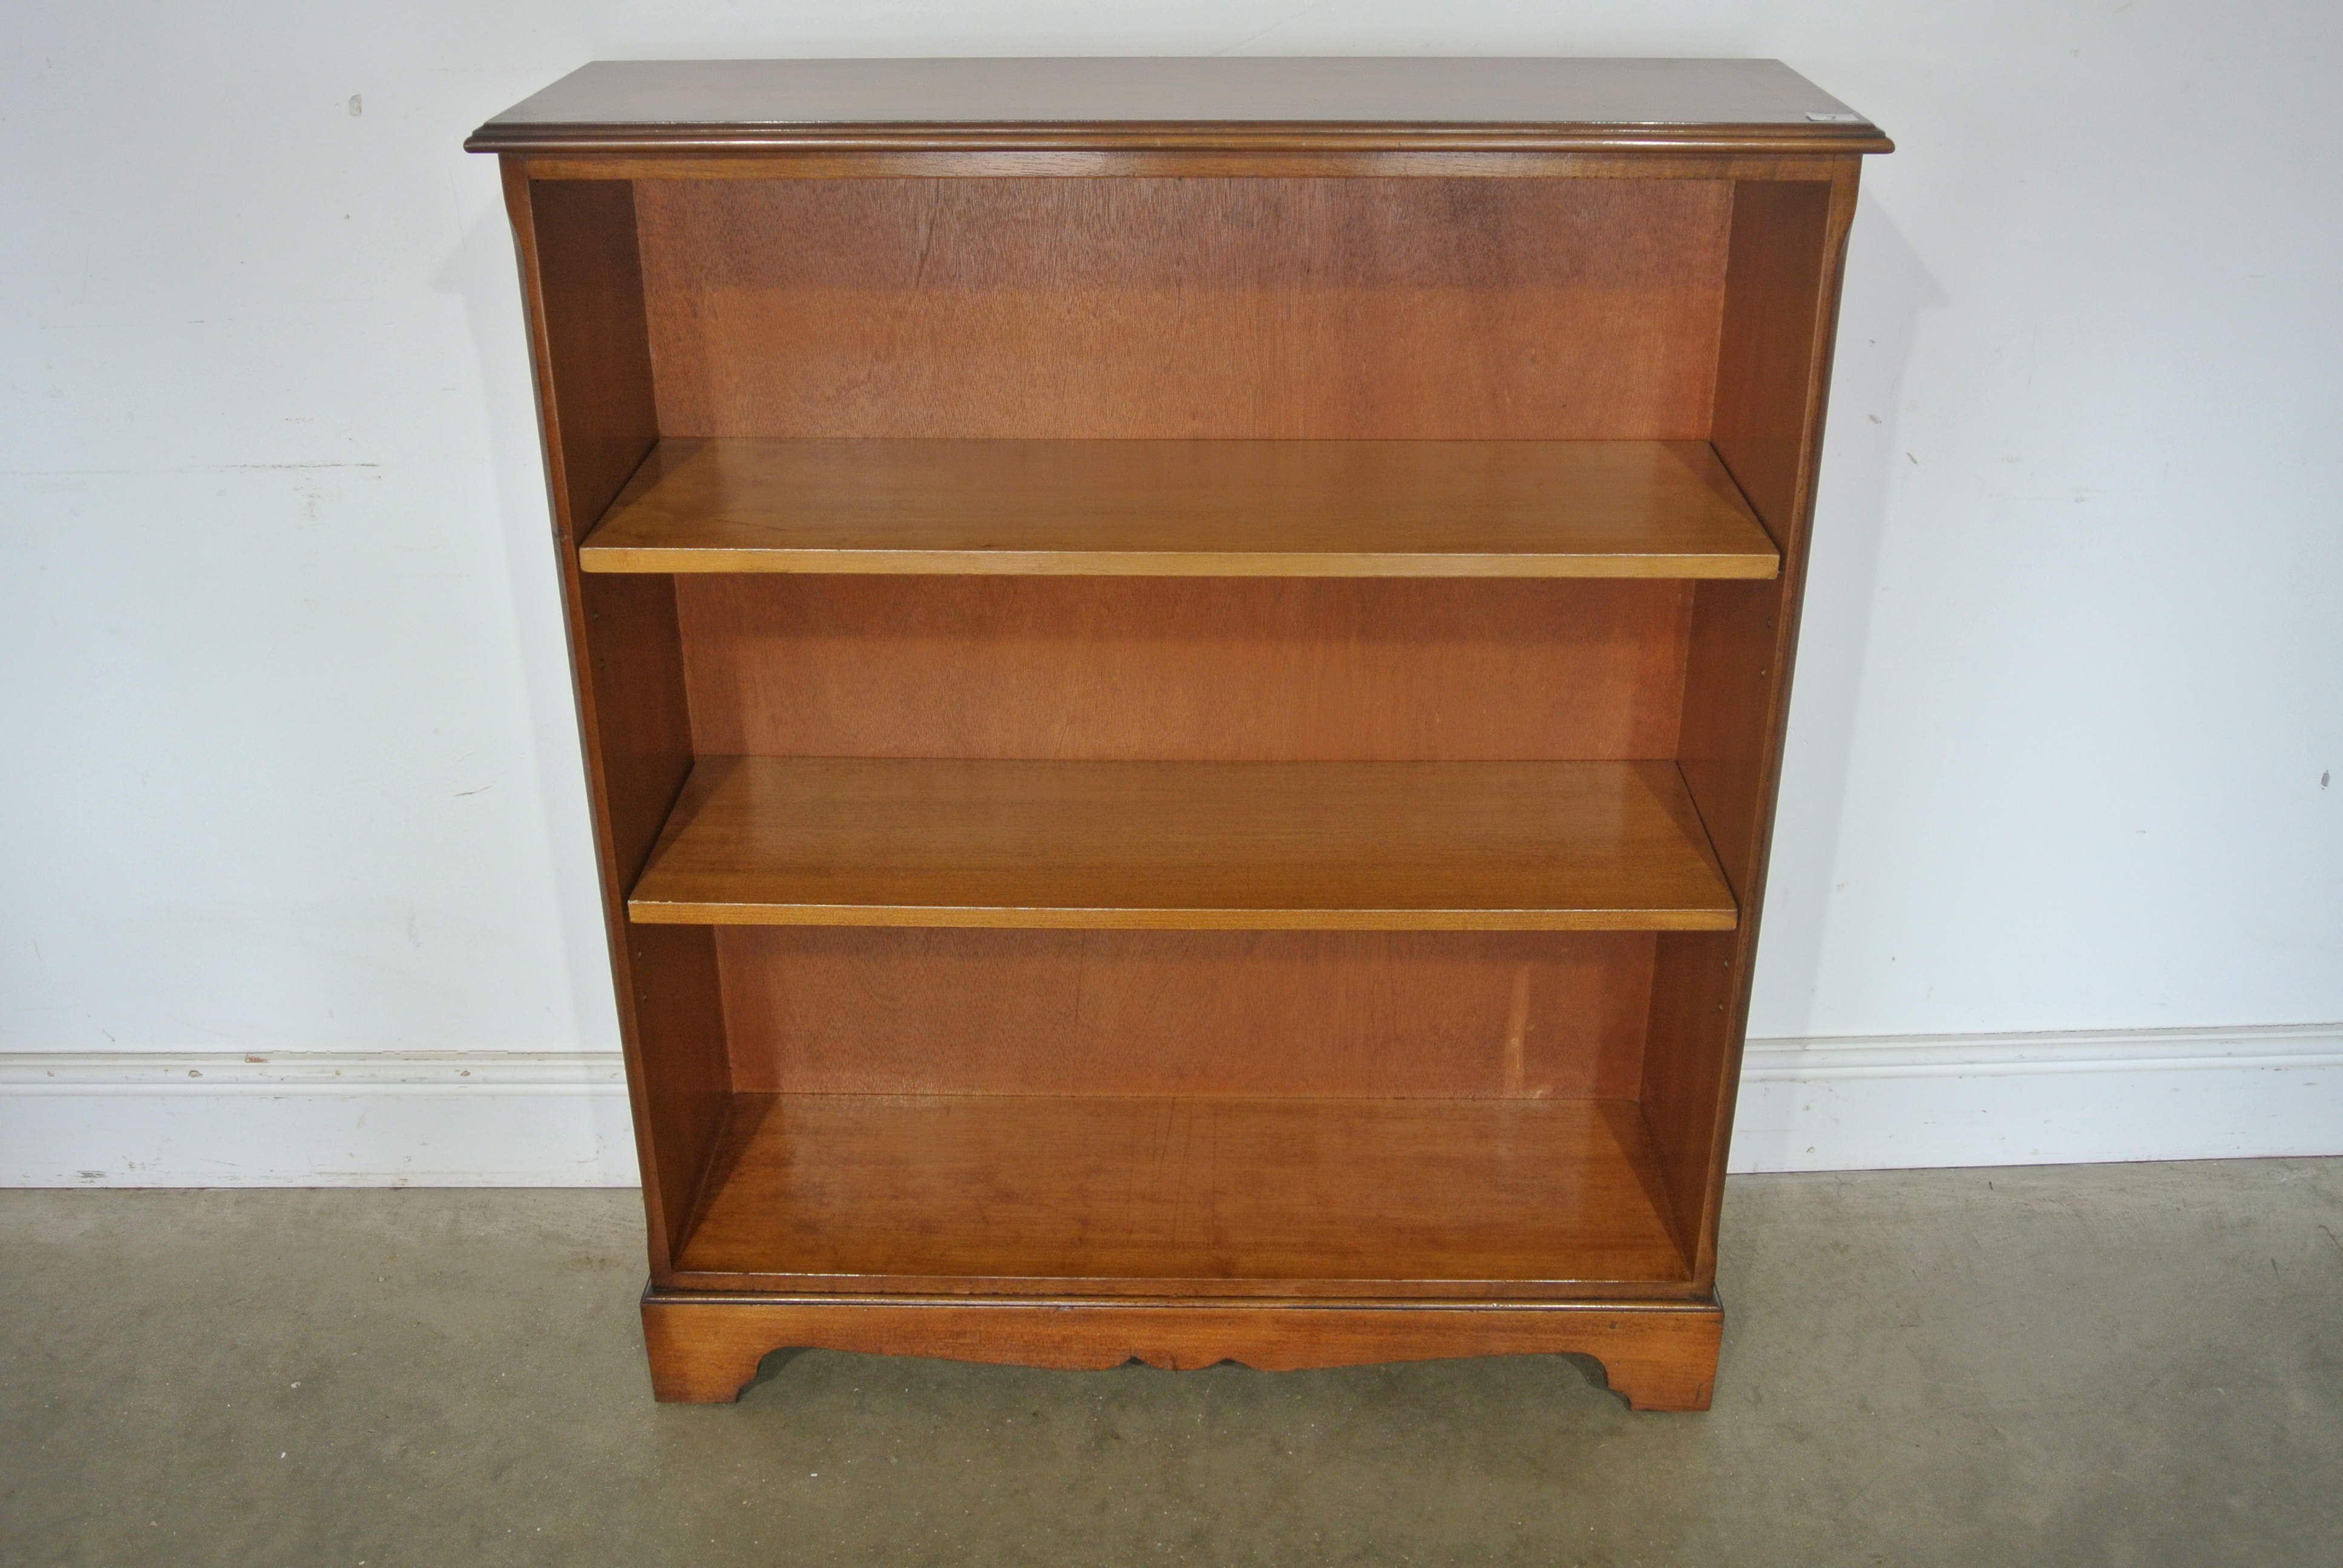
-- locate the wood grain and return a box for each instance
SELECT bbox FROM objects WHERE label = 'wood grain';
[1642,165,1865,1279]
[579,439,1779,578]
[485,57,1888,1403]
[634,177,1733,440]
[675,575,1691,762]
[500,166,726,1276]
[628,757,1736,931]
[528,151,1849,182]
[517,177,661,544]
[642,1289,1723,1408]
[673,1094,1689,1292]
[468,56,1887,157]
[715,929,1653,1100]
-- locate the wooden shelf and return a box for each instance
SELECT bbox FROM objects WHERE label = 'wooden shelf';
[628,756,1737,931]
[578,439,1780,579]
[674,1093,1692,1292]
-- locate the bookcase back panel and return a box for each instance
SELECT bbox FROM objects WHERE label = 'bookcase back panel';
[675,575,1689,762]
[634,177,1731,440]
[715,928,1651,1100]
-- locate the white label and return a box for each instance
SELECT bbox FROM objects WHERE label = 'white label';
[1805,111,1865,123]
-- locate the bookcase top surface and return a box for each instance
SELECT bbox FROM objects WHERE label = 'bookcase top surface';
[467,57,1888,154]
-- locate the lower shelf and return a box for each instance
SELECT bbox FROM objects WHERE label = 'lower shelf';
[628,756,1738,930]
[672,1093,1693,1296]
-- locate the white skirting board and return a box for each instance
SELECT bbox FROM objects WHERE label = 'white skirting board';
[1,1025,2337,1186]
[0,1053,640,1187]
[1730,1023,2343,1172]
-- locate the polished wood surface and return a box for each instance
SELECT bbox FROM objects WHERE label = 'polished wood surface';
[628,757,1736,931]
[486,58,1886,1402]
[1644,165,1864,1279]
[499,166,729,1276]
[635,177,1731,440]
[678,575,1691,763]
[515,177,659,549]
[580,439,1779,578]
[468,57,1886,155]
[673,1094,1689,1292]
[529,150,1849,182]
[717,929,1653,1100]
[642,1290,1722,1410]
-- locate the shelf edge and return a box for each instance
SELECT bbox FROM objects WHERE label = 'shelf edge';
[578,547,1780,580]
[624,901,1738,931]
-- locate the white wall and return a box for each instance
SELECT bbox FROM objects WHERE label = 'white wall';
[4,3,2338,1183]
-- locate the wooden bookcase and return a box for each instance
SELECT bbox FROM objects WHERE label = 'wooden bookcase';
[469,58,1889,1411]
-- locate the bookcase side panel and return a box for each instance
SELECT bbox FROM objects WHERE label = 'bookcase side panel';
[505,165,728,1270]
[1646,163,1863,1279]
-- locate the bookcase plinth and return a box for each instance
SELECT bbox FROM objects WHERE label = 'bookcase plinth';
[641,1289,1725,1411]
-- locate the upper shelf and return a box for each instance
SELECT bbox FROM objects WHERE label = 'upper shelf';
[628,756,1737,931]
[579,439,1781,580]
[467,57,1890,155]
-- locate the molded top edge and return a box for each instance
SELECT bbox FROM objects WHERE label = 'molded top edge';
[465,57,1891,154]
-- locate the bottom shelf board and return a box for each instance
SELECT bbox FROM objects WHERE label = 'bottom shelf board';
[673,1093,1693,1295]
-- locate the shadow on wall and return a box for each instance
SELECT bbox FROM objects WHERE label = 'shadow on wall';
[1744,195,1943,1063]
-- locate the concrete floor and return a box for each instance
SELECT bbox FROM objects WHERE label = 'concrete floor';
[2,1161,2337,1566]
